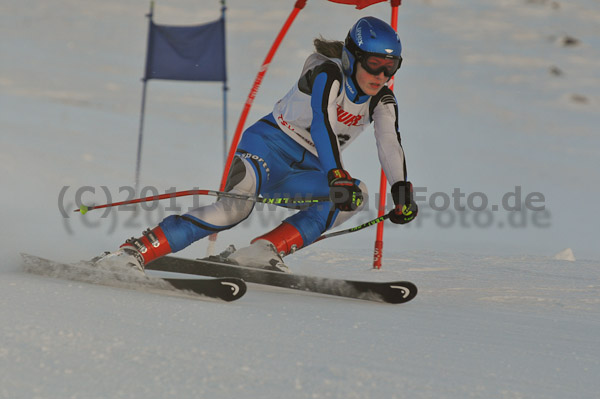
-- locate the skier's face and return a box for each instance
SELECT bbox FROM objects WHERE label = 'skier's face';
[355,63,388,96]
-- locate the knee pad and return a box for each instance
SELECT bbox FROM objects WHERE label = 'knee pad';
[186,156,256,227]
[224,156,251,192]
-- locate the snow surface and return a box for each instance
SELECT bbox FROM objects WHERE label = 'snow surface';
[2,0,600,398]
[554,247,576,261]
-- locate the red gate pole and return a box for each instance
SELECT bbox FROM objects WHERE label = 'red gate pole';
[207,0,308,255]
[373,0,401,269]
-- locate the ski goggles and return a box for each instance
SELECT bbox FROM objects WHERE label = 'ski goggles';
[357,53,402,78]
[345,36,403,78]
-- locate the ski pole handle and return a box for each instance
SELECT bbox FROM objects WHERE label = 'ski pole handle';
[73,189,329,214]
[314,213,391,243]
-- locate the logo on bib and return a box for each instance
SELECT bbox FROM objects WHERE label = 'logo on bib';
[336,105,362,127]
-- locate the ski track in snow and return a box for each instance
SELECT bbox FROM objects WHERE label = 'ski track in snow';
[20,253,222,302]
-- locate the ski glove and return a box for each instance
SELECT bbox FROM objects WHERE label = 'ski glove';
[389,181,418,224]
[327,168,363,212]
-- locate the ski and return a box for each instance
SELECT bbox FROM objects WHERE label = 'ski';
[21,253,246,302]
[161,277,246,301]
[146,256,417,304]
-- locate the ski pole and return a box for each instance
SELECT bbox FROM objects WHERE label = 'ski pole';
[313,213,391,243]
[74,189,330,214]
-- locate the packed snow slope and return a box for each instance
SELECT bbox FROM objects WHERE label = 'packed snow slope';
[1,0,599,398]
[3,251,600,398]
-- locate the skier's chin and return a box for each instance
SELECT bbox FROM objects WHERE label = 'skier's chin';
[363,83,383,96]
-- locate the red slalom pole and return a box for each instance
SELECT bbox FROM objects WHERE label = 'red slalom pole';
[208,0,307,253]
[373,0,401,269]
[218,0,307,191]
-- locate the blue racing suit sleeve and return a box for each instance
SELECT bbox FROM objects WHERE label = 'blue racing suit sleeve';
[309,63,344,172]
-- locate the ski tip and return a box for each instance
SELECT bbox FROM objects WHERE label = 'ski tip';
[220,278,248,301]
[387,281,418,304]
[165,277,247,302]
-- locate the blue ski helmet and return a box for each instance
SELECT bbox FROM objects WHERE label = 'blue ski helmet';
[342,16,402,78]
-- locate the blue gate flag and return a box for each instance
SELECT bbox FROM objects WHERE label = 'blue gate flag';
[145,18,226,82]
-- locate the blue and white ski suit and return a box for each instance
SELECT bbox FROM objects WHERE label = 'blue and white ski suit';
[160,53,408,252]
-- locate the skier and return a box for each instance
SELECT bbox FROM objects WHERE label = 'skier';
[95,16,419,273]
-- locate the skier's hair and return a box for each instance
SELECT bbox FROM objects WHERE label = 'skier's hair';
[313,36,344,58]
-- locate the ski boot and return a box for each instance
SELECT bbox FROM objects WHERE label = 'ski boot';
[91,226,172,273]
[91,247,145,273]
[227,222,304,273]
